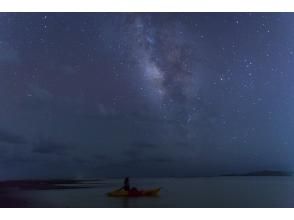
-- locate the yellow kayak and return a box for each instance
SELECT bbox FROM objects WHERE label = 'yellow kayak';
[107,188,160,197]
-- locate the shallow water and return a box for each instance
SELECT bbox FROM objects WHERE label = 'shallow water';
[3,177,294,207]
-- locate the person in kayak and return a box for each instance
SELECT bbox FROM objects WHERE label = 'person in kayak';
[121,177,139,192]
[123,177,130,191]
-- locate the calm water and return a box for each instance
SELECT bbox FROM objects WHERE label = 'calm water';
[3,177,294,208]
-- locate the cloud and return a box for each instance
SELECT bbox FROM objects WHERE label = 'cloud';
[131,141,159,149]
[0,42,19,64]
[124,141,164,163]
[148,156,173,163]
[27,83,53,100]
[32,139,70,155]
[61,65,77,75]
[0,129,26,144]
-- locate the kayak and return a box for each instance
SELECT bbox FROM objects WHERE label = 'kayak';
[107,188,160,197]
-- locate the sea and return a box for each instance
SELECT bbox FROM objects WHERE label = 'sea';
[1,177,294,208]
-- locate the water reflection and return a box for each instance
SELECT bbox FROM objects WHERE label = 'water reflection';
[122,198,130,208]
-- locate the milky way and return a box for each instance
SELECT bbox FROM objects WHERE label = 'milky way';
[0,13,293,179]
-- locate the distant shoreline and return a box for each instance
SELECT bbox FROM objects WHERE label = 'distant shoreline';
[221,170,292,177]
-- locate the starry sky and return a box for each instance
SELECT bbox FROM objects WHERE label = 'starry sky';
[0,13,294,179]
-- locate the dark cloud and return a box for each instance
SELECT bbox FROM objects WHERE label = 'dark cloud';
[0,129,26,144]
[149,156,173,163]
[131,141,159,149]
[32,139,70,155]
[124,142,168,167]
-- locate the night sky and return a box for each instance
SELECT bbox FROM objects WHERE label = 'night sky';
[0,13,294,179]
